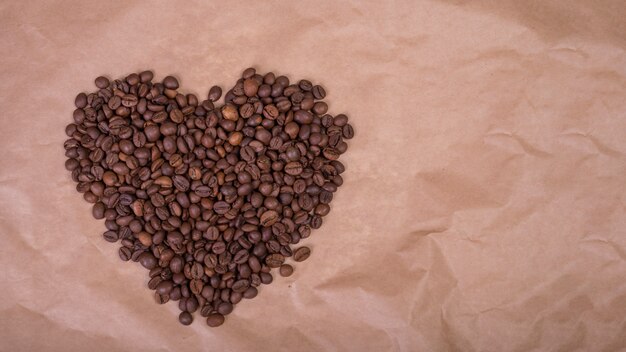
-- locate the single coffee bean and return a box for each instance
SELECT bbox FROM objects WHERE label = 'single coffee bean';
[284,161,303,176]
[95,76,110,89]
[163,76,179,89]
[156,280,173,295]
[232,279,250,293]
[243,286,258,299]
[206,313,225,327]
[293,247,311,262]
[243,78,259,97]
[179,311,193,325]
[208,85,222,101]
[139,70,154,82]
[217,302,234,315]
[103,230,118,242]
[118,246,132,261]
[155,292,170,304]
[75,93,87,108]
[148,276,164,290]
[265,253,285,268]
[343,124,354,139]
[260,210,279,227]
[312,85,326,99]
[279,264,294,277]
[138,252,158,269]
[221,104,239,121]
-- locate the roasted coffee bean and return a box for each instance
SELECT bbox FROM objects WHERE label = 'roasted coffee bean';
[208,85,222,101]
[119,246,132,261]
[103,230,118,242]
[95,76,110,89]
[293,246,311,262]
[312,85,326,99]
[179,311,193,325]
[279,264,294,277]
[155,292,169,304]
[156,280,173,295]
[163,76,179,89]
[206,313,225,327]
[284,161,303,176]
[215,302,232,316]
[260,210,279,227]
[64,69,353,328]
[232,279,250,293]
[265,253,285,268]
[139,252,158,269]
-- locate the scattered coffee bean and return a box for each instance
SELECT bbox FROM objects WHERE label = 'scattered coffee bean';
[64,68,353,327]
[293,247,311,262]
[279,264,294,277]
[179,311,193,325]
[162,76,179,89]
[206,313,225,327]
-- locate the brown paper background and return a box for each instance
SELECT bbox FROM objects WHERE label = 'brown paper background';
[1,1,625,351]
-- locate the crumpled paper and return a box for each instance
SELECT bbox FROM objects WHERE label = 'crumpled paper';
[1,0,625,351]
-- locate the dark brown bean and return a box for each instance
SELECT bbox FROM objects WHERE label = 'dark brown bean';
[179,311,193,325]
[206,313,225,327]
[163,76,179,89]
[279,264,294,277]
[293,247,311,262]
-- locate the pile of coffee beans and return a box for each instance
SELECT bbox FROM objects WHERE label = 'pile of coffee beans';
[63,68,353,327]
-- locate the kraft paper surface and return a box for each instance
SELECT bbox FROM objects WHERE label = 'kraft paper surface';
[1,1,625,351]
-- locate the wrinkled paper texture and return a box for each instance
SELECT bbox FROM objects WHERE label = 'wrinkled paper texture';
[1,1,625,351]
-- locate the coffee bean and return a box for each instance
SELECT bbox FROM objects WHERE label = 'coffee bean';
[232,279,250,293]
[312,85,326,99]
[92,202,105,219]
[163,76,179,89]
[136,231,152,247]
[156,280,173,295]
[172,175,190,192]
[139,252,157,269]
[242,67,256,78]
[310,216,323,229]
[221,104,239,121]
[139,70,154,82]
[279,264,294,277]
[217,302,234,315]
[148,276,163,290]
[191,262,204,279]
[155,292,170,304]
[294,110,313,124]
[343,124,354,139]
[95,76,110,89]
[293,247,311,262]
[206,313,225,327]
[237,287,254,300]
[284,161,303,176]
[313,102,328,115]
[243,78,259,97]
[118,247,132,261]
[179,311,193,325]
[260,210,279,227]
[208,85,222,101]
[75,93,87,108]
[122,94,138,107]
[265,253,285,268]
[103,230,118,242]
[170,109,184,124]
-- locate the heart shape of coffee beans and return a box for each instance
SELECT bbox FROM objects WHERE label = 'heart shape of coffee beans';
[63,68,354,327]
